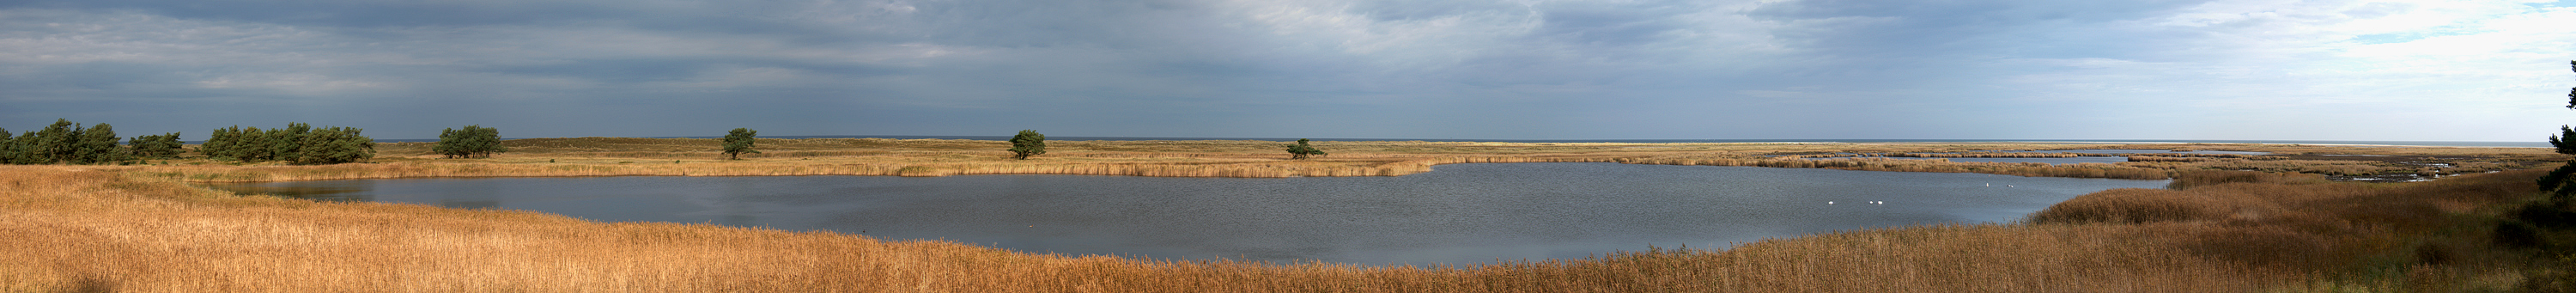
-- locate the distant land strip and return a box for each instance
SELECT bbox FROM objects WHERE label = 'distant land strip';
[82,137,2558,183]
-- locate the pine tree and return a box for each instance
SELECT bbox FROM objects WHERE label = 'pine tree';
[129,132,184,160]
[294,126,374,164]
[722,128,759,160]
[1008,130,1046,160]
[0,128,13,164]
[74,123,127,164]
[29,119,79,164]
[203,126,235,161]
[232,126,270,162]
[267,123,311,162]
[5,130,32,164]
[2552,60,2576,200]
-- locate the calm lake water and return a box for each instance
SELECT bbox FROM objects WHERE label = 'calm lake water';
[1801,150,2273,165]
[199,162,2168,266]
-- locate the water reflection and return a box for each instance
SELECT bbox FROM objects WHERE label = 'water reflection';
[197,163,2168,266]
[1800,149,2274,165]
[197,180,379,202]
[1802,156,2133,165]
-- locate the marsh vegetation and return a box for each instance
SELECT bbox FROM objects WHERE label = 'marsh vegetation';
[4,137,2569,291]
[6,164,2570,291]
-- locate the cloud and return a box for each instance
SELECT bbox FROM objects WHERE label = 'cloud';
[0,0,2571,140]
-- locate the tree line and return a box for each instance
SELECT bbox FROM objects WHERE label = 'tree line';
[997,130,1325,160]
[0,119,179,165]
[0,119,373,165]
[198,122,376,164]
[0,121,1327,164]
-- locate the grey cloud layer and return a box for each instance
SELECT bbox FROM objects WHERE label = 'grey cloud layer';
[3,0,2567,140]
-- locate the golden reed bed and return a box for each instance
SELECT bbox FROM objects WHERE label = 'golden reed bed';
[3,164,2564,291]
[6,138,2566,291]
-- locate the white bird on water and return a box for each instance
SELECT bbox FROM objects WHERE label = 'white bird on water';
[1827,201,1835,204]
[1872,201,1883,204]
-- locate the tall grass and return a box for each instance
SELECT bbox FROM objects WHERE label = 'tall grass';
[15,139,2557,290]
[1619,156,2176,179]
[2,165,2307,292]
[2031,169,2562,290]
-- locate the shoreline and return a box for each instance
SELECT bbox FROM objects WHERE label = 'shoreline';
[94,138,2556,183]
[7,156,2557,291]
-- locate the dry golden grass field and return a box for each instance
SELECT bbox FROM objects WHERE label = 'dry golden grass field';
[5,138,2572,292]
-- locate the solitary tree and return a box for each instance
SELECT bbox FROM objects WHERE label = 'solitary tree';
[434,125,506,158]
[1008,130,1046,160]
[722,128,759,160]
[1285,138,1327,159]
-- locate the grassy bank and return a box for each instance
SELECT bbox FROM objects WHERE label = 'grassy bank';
[100,137,2557,182]
[7,162,2570,291]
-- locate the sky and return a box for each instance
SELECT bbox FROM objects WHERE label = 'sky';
[3,0,2573,141]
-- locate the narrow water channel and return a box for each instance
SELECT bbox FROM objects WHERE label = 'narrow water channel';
[198,162,2168,266]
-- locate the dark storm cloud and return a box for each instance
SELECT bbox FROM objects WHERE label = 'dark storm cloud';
[0,0,2566,140]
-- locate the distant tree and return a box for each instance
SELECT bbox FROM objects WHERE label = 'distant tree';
[266,123,311,162]
[73,123,127,164]
[434,125,506,158]
[235,126,276,162]
[28,119,80,164]
[9,129,38,164]
[129,132,184,160]
[293,126,375,164]
[1008,130,1046,160]
[1285,138,1328,159]
[721,128,759,160]
[0,128,14,164]
[203,126,237,161]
